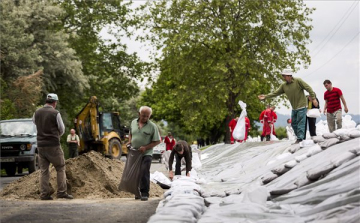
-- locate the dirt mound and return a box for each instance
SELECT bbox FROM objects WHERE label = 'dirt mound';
[1,151,164,200]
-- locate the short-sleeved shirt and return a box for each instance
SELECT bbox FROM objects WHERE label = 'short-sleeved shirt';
[324,87,342,113]
[130,118,160,156]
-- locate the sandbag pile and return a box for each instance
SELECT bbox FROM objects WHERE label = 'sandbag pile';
[195,137,360,222]
[148,176,206,223]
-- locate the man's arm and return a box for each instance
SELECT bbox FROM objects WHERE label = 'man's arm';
[340,95,348,113]
[323,100,328,114]
[185,148,192,176]
[57,113,65,136]
[258,85,284,100]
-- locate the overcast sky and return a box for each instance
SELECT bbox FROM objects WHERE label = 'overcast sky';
[102,1,359,116]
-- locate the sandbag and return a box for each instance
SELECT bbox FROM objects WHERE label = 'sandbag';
[312,135,326,143]
[233,101,247,140]
[331,152,357,167]
[118,149,142,197]
[271,165,291,175]
[287,144,301,154]
[349,130,360,138]
[307,109,321,118]
[333,129,350,137]
[349,146,360,156]
[295,154,308,162]
[306,164,335,181]
[270,185,297,195]
[294,176,313,188]
[300,140,315,148]
[306,144,323,157]
[285,160,298,168]
[339,135,351,142]
[322,133,338,139]
[319,138,340,149]
[261,173,278,185]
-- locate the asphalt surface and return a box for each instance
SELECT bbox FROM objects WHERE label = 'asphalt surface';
[0,159,169,223]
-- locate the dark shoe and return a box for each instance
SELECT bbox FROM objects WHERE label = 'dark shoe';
[293,139,303,144]
[135,196,141,200]
[57,194,73,199]
[40,196,53,200]
[141,196,148,201]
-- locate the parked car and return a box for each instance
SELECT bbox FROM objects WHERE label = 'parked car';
[152,142,166,163]
[0,119,38,176]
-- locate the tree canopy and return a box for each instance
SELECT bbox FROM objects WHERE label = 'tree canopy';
[139,0,313,143]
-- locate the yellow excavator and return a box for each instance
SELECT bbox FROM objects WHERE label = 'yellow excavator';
[74,96,128,159]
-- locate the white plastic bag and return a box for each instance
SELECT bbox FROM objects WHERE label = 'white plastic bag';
[307,109,321,118]
[233,101,247,140]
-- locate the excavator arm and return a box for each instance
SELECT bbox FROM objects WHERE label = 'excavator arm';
[74,96,100,153]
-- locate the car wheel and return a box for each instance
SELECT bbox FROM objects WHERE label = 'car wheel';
[5,163,16,176]
[28,153,39,174]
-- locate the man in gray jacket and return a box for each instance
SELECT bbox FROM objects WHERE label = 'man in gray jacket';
[33,93,73,200]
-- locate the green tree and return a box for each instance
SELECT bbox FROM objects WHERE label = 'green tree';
[0,0,87,118]
[56,0,150,123]
[140,0,313,143]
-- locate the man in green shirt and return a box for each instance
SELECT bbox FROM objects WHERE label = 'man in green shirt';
[258,69,318,144]
[127,106,161,201]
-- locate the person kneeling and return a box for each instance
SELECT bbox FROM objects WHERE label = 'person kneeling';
[168,140,192,180]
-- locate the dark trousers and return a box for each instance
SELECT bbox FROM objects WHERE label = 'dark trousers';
[139,155,152,197]
[175,153,183,175]
[68,143,78,158]
[305,117,317,137]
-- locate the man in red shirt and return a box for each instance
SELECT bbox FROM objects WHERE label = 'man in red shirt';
[323,80,348,133]
[164,132,176,151]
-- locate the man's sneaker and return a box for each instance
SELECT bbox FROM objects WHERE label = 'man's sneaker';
[135,196,141,200]
[57,194,73,199]
[40,196,53,200]
[292,139,303,144]
[141,196,148,201]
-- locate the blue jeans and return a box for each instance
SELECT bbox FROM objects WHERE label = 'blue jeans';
[291,107,307,140]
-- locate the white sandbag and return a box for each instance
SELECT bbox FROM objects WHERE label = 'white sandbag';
[312,135,326,143]
[349,147,360,156]
[270,185,297,195]
[294,175,313,188]
[285,160,298,168]
[322,133,338,139]
[339,135,350,142]
[270,134,279,141]
[333,129,350,137]
[307,109,321,118]
[271,165,291,175]
[287,144,301,154]
[306,164,335,181]
[295,154,308,162]
[349,130,360,138]
[261,173,279,185]
[233,100,247,140]
[306,144,323,157]
[300,140,315,148]
[319,138,340,149]
[331,152,357,167]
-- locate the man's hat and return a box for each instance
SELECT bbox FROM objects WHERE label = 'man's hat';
[281,68,293,76]
[47,93,59,101]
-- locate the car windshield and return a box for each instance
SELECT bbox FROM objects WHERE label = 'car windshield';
[0,121,37,137]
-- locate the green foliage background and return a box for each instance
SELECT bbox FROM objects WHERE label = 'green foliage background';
[1,0,314,148]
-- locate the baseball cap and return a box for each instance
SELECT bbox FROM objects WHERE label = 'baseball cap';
[47,93,59,101]
[281,68,293,76]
